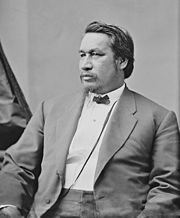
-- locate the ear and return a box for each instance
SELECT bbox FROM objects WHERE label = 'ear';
[119,58,128,70]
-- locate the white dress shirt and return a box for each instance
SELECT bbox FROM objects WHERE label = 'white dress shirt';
[64,84,125,190]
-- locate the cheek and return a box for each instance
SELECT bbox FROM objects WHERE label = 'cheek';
[79,61,82,70]
[95,61,109,73]
[98,61,115,77]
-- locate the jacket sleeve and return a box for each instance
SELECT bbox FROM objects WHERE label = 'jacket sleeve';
[138,111,180,218]
[0,101,45,215]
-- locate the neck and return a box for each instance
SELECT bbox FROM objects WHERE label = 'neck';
[93,83,125,95]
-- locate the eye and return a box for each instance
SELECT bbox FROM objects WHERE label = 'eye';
[91,51,99,56]
[80,52,86,58]
[90,51,104,57]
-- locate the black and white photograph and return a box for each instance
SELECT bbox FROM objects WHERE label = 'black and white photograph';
[0,0,180,217]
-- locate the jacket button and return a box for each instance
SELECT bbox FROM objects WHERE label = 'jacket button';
[56,170,62,179]
[56,170,60,176]
[45,199,51,204]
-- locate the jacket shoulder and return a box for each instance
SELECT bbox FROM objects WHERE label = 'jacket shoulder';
[42,89,83,118]
[130,89,178,128]
[132,91,169,112]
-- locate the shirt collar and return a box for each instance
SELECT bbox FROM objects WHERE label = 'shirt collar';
[88,83,125,104]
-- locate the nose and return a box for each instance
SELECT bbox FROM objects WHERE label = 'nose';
[80,56,93,71]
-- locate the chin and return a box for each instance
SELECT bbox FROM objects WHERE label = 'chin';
[83,84,99,93]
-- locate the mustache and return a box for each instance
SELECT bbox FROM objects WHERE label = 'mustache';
[80,73,97,80]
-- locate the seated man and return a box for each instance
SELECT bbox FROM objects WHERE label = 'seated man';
[0,21,180,218]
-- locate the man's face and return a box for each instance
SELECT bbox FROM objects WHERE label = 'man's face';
[79,33,124,94]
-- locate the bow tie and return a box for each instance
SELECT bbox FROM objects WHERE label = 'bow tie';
[93,95,110,104]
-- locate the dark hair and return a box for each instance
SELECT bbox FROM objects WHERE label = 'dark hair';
[85,21,134,79]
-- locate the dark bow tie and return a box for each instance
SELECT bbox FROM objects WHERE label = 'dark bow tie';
[93,95,110,104]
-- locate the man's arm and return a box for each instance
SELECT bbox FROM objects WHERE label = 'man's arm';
[0,102,45,216]
[138,111,180,218]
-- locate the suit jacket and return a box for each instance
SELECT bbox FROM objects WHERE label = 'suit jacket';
[0,86,180,218]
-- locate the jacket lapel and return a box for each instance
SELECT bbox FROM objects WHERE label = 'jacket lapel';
[54,90,86,177]
[94,87,138,183]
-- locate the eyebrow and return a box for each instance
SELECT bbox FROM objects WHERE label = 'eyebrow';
[79,48,101,53]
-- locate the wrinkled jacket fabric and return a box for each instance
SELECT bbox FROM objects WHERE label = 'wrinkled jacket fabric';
[0,87,180,218]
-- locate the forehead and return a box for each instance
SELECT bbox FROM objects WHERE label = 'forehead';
[80,33,111,51]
